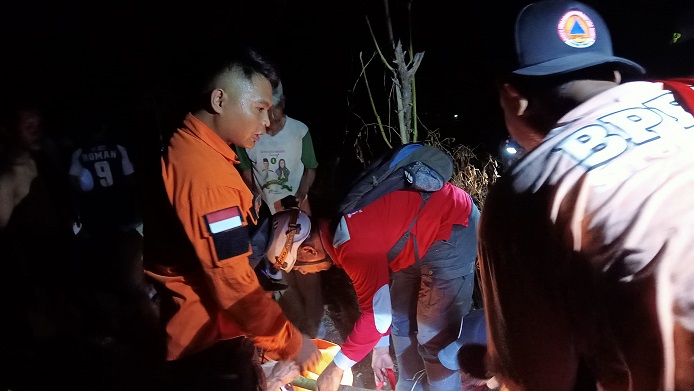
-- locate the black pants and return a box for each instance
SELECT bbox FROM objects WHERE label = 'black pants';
[160,338,265,391]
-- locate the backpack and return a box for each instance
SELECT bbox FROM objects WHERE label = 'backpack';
[337,142,455,263]
[338,142,454,216]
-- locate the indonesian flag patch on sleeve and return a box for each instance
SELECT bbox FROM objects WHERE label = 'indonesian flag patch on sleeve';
[204,206,250,261]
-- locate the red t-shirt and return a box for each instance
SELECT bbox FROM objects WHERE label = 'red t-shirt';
[323,182,473,367]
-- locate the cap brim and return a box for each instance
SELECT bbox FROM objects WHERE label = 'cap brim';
[513,53,645,76]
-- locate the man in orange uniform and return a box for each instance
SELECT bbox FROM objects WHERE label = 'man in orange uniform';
[144,45,320,390]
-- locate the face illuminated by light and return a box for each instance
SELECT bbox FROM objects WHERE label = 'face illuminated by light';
[212,70,273,148]
[266,104,286,136]
[293,232,331,274]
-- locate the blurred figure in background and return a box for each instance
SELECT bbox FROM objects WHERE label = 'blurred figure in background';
[68,117,142,237]
[236,80,318,217]
[236,80,324,338]
[66,113,157,390]
[0,102,82,390]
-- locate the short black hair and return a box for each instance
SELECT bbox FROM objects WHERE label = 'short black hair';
[498,64,622,134]
[198,44,279,95]
[182,44,280,113]
[501,63,621,98]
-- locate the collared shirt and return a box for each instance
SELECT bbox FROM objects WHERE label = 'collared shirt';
[479,81,694,390]
[145,113,302,360]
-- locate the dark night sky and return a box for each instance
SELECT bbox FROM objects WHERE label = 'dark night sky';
[1,0,688,169]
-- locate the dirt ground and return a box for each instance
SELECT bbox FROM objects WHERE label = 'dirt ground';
[315,265,492,391]
[317,267,380,390]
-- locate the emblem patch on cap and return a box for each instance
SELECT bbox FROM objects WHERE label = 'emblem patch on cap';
[557,10,596,48]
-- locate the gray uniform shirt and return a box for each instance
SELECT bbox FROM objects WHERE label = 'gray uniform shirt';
[479,81,694,391]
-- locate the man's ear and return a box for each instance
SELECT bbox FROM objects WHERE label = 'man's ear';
[500,83,529,116]
[209,88,225,114]
[299,243,318,258]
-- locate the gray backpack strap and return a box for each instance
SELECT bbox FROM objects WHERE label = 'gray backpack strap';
[386,192,432,263]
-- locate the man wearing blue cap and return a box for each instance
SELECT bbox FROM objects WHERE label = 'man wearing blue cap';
[477,1,694,390]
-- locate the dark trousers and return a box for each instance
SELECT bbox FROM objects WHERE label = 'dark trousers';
[160,337,265,391]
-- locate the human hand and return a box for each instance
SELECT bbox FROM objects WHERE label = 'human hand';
[371,346,395,386]
[294,334,322,374]
[279,195,300,210]
[461,374,500,390]
[294,192,307,207]
[315,361,344,391]
[461,372,490,390]
[266,360,300,390]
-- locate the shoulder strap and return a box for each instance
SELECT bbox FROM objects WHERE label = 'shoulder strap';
[339,143,453,216]
[386,192,432,263]
[273,207,300,270]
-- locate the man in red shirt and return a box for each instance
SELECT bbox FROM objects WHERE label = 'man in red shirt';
[270,181,479,391]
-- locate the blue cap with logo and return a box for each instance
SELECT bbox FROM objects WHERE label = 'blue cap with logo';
[512,0,645,76]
